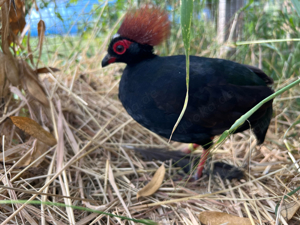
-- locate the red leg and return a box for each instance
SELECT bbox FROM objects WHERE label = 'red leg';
[181,137,214,179]
[195,148,210,179]
[195,137,214,179]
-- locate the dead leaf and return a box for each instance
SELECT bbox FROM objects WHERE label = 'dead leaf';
[0,0,6,7]
[1,4,20,86]
[0,65,9,99]
[36,67,60,74]
[9,21,26,43]
[20,60,49,106]
[37,20,45,67]
[4,54,19,86]
[37,20,45,38]
[24,74,49,105]
[2,2,11,54]
[8,0,26,44]
[9,0,24,22]
[280,201,300,220]
[0,52,19,87]
[18,140,48,167]
[137,164,165,199]
[199,211,252,225]
[10,116,57,146]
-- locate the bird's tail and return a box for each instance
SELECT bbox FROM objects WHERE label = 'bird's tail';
[253,106,273,145]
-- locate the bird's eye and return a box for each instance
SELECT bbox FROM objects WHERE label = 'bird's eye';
[113,40,132,55]
[116,45,124,53]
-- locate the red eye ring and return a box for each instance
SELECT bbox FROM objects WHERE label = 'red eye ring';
[113,40,132,55]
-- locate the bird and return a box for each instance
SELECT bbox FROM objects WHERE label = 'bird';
[102,5,273,179]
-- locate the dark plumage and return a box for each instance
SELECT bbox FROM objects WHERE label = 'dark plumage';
[118,55,273,146]
[102,5,273,179]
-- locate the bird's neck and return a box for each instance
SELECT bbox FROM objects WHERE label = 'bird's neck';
[126,52,157,65]
[125,43,157,65]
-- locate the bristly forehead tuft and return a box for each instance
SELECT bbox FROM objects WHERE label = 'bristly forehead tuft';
[117,5,170,46]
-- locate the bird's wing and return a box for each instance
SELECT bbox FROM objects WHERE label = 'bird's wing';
[153,83,272,129]
[150,58,273,130]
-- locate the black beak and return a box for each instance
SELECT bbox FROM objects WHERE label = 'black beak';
[102,53,114,68]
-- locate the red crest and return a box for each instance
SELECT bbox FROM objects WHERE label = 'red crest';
[117,5,171,46]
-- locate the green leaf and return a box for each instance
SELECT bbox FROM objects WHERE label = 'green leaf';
[169,0,193,141]
[291,0,300,17]
[181,0,193,53]
[289,17,295,29]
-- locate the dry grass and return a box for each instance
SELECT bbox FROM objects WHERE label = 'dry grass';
[1,1,300,225]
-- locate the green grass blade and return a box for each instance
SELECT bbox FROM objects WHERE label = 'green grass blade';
[180,0,193,53]
[0,200,157,225]
[169,0,193,141]
[236,38,300,45]
[291,0,300,16]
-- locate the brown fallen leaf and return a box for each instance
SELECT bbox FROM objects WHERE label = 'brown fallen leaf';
[10,116,57,146]
[137,164,165,199]
[18,140,48,167]
[280,201,300,221]
[199,211,252,225]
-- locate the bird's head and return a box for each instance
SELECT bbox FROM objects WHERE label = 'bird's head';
[102,5,170,67]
